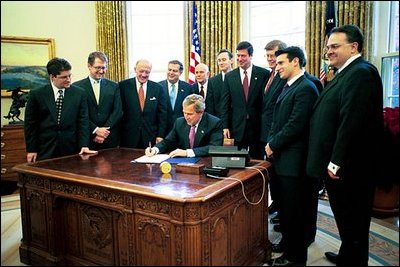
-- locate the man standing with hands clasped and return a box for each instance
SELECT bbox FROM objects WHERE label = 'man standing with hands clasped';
[73,51,123,150]
[307,24,383,266]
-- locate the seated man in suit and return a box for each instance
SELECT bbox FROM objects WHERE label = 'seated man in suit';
[145,94,223,157]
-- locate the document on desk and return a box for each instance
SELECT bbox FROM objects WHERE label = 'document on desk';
[131,154,170,164]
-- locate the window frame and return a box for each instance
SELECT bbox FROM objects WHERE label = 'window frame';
[373,1,399,108]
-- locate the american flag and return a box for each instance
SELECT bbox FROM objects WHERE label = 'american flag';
[188,1,201,84]
[320,1,336,83]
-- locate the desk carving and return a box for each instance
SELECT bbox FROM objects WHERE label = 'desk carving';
[15,148,271,266]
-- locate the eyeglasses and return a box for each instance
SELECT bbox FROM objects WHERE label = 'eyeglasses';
[324,43,353,53]
[92,66,107,71]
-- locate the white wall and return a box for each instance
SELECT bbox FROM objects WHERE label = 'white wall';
[1,1,96,126]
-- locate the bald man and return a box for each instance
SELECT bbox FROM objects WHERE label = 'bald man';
[119,59,168,148]
[191,63,220,118]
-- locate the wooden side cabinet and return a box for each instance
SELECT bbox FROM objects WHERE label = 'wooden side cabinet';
[1,124,26,182]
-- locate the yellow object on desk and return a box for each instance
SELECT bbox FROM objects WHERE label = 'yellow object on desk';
[160,161,172,174]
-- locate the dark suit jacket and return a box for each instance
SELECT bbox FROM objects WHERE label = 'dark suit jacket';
[24,84,90,160]
[306,57,383,179]
[191,81,220,118]
[268,76,319,176]
[207,73,225,117]
[119,78,168,148]
[221,65,269,141]
[159,79,193,133]
[155,112,223,157]
[304,71,323,94]
[73,77,123,149]
[260,73,287,143]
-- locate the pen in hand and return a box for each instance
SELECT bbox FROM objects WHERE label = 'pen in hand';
[145,142,155,157]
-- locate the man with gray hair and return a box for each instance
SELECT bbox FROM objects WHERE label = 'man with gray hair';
[145,94,223,157]
[119,59,167,148]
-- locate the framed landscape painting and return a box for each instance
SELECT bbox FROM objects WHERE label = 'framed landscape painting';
[1,36,55,97]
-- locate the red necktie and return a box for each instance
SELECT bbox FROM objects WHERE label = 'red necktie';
[189,125,196,148]
[199,85,204,98]
[243,70,249,101]
[138,83,144,111]
[265,71,275,93]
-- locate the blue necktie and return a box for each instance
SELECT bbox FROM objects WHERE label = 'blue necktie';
[170,83,176,109]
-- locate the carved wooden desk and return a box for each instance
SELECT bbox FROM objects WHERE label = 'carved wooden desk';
[14,148,270,266]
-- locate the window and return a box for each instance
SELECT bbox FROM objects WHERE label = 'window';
[242,1,306,68]
[374,1,399,107]
[382,55,399,107]
[126,1,185,82]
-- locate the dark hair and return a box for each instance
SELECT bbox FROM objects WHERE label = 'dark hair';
[330,24,364,52]
[88,51,108,65]
[275,46,306,68]
[236,41,254,56]
[46,57,72,76]
[264,40,287,51]
[217,49,233,59]
[168,60,184,72]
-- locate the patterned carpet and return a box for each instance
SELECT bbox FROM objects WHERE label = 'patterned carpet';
[2,195,399,266]
[317,208,399,266]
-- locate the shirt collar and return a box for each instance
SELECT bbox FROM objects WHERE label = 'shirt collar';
[337,54,362,74]
[136,80,146,89]
[89,77,101,84]
[240,64,252,77]
[287,71,305,86]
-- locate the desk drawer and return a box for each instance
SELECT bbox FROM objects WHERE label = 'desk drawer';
[2,150,26,164]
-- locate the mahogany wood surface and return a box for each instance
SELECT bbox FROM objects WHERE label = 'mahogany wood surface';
[14,148,271,266]
[1,124,26,182]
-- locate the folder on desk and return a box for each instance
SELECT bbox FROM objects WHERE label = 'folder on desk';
[166,157,200,164]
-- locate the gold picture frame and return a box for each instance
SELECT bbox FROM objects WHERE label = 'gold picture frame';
[1,36,55,97]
